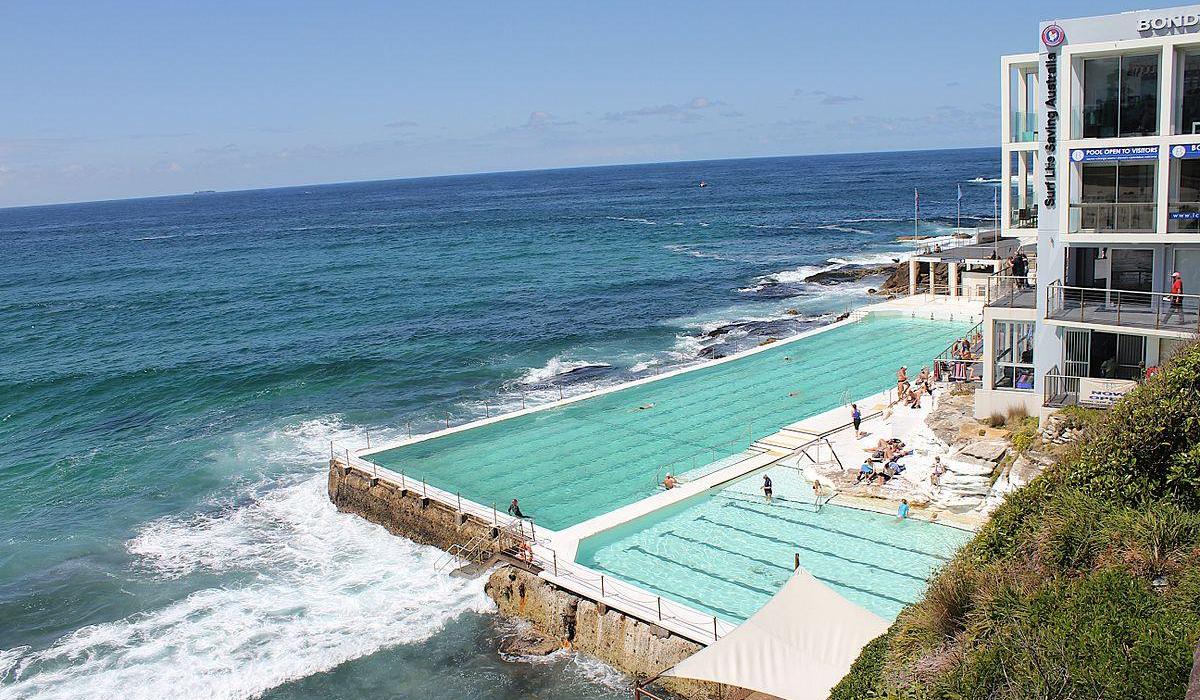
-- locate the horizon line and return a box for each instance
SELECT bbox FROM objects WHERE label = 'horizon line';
[0,143,996,213]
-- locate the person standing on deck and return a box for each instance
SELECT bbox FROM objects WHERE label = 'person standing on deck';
[1164,272,1186,325]
[761,474,774,504]
[851,403,862,437]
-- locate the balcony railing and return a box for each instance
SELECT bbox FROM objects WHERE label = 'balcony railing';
[1010,111,1038,143]
[1009,208,1038,229]
[1168,201,1200,232]
[1068,202,1157,234]
[986,274,1036,309]
[1044,369,1141,409]
[1045,281,1200,334]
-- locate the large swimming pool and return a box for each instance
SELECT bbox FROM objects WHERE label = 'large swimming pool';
[576,469,973,622]
[367,316,970,530]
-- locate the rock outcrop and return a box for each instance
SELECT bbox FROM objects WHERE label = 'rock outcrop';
[486,567,715,698]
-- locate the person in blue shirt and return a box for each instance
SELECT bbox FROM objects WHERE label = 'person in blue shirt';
[851,403,862,437]
[761,474,774,503]
[897,499,910,520]
[855,462,874,484]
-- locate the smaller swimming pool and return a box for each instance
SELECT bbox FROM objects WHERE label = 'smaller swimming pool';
[576,467,972,622]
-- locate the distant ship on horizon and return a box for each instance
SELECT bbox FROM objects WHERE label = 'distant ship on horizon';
[192,190,217,195]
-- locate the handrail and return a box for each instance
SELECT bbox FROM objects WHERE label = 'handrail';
[331,446,733,645]
[985,274,1035,309]
[1045,280,1200,333]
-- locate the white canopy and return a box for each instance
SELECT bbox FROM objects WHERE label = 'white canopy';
[662,569,890,700]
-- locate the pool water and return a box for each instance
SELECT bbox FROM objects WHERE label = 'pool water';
[369,316,970,530]
[576,469,973,622]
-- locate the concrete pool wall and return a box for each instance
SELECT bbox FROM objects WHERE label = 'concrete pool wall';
[328,297,985,695]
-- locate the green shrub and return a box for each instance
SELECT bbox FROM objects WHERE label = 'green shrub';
[1056,404,1102,431]
[1008,416,1039,453]
[835,339,1200,700]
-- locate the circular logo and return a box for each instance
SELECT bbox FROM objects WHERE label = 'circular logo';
[1042,23,1065,47]
[1071,150,1085,162]
[1175,145,1188,158]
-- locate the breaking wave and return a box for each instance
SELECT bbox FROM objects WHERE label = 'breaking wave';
[0,476,492,700]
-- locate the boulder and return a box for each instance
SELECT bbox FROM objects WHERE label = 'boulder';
[946,456,997,477]
[958,440,1008,463]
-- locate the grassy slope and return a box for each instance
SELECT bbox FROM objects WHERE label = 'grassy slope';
[832,342,1200,700]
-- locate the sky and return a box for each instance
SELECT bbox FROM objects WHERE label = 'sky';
[0,0,1162,207]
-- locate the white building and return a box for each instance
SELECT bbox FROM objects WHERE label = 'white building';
[976,5,1200,419]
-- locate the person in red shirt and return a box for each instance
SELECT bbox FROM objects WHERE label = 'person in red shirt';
[1165,271,1186,324]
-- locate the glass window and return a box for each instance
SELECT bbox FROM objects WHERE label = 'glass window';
[1083,57,1120,138]
[993,320,1035,391]
[1081,53,1159,138]
[1179,51,1200,134]
[1121,54,1159,137]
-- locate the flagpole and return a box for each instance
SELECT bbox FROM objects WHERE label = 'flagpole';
[914,188,918,240]
[956,183,963,238]
[993,186,999,259]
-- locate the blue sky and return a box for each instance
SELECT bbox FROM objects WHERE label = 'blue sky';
[0,0,1155,206]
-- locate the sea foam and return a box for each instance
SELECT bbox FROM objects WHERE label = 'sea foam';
[0,476,493,700]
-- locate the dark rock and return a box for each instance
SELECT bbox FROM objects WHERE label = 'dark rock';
[805,263,895,285]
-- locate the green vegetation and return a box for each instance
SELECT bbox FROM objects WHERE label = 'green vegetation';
[833,342,1200,699]
[1008,415,1039,454]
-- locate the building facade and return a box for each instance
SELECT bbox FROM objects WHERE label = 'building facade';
[976,6,1200,419]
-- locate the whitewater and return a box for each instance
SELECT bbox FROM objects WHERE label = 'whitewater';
[0,148,998,699]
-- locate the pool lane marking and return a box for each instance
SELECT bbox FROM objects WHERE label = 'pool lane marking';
[625,544,783,598]
[670,523,929,584]
[718,499,956,562]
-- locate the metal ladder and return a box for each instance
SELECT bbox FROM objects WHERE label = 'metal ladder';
[434,530,494,573]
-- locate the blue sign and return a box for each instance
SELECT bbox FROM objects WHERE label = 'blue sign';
[1170,211,1200,220]
[1171,144,1200,159]
[1069,146,1160,162]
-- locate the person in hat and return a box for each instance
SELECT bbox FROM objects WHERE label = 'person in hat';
[1165,271,1186,324]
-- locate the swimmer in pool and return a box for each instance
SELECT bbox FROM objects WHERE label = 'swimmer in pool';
[637,403,655,411]
[762,474,774,503]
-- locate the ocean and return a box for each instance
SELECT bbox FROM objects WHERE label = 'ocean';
[0,147,997,699]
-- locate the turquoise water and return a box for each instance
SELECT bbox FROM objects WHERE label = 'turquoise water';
[577,476,973,622]
[0,150,997,699]
[370,316,970,530]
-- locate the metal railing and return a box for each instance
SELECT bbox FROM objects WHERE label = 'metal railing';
[331,447,733,645]
[1046,281,1200,334]
[930,321,983,383]
[1043,370,1081,409]
[986,274,1036,309]
[1009,208,1038,229]
[1068,202,1157,234]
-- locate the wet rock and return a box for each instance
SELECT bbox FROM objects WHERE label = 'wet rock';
[499,628,561,657]
[805,264,894,285]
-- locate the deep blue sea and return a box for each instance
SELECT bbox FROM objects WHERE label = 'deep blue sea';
[0,148,996,699]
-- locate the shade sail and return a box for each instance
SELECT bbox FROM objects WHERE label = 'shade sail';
[661,569,890,700]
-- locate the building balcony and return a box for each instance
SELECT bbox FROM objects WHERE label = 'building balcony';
[1042,371,1140,409]
[1067,202,1157,235]
[986,275,1037,309]
[1010,111,1038,143]
[1045,281,1200,335]
[1009,208,1037,229]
